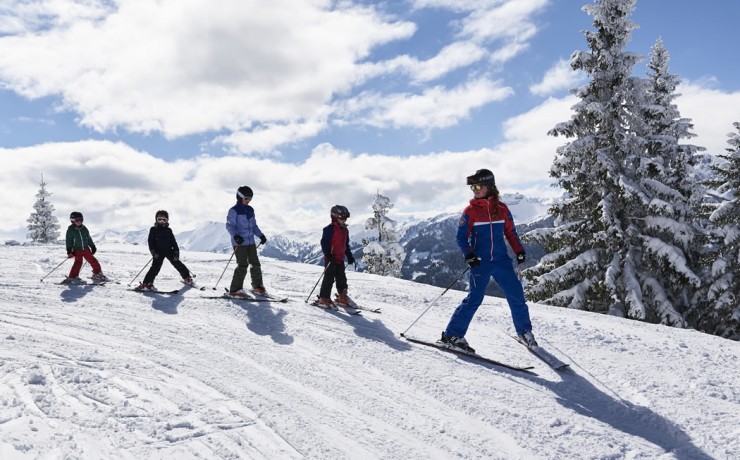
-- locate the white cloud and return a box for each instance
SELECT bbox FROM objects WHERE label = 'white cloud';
[530,58,587,96]
[0,0,414,138]
[675,81,740,157]
[339,77,514,130]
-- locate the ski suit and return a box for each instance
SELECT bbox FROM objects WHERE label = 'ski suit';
[444,197,533,337]
[319,221,351,299]
[65,224,102,278]
[225,201,265,291]
[143,223,190,284]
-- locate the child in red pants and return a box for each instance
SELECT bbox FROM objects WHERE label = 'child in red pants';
[63,211,108,284]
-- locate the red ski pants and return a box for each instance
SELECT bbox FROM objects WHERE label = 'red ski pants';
[68,249,102,278]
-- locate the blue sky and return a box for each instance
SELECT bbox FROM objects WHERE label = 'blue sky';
[2,0,740,240]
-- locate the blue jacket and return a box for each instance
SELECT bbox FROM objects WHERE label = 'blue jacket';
[457,197,525,262]
[226,202,264,246]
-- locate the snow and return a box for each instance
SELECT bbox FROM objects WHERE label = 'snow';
[1,243,738,459]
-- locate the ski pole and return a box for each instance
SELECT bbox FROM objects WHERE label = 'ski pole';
[305,261,331,303]
[212,249,236,290]
[399,266,470,337]
[128,257,153,287]
[40,257,70,282]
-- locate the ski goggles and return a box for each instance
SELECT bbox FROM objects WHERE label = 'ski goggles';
[70,217,83,223]
[156,217,169,223]
[470,184,485,191]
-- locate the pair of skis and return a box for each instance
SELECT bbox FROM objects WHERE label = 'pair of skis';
[308,296,382,316]
[401,334,568,373]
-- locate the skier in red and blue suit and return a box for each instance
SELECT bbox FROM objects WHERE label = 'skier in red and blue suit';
[440,169,537,353]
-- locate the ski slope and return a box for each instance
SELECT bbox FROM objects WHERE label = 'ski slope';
[1,243,737,459]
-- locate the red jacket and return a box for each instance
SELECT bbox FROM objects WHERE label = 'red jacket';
[457,197,524,262]
[321,222,351,262]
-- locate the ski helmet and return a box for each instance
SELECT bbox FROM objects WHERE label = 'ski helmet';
[330,205,350,221]
[466,169,495,188]
[155,210,169,220]
[69,211,83,221]
[236,186,253,201]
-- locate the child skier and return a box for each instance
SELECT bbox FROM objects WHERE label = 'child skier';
[225,186,268,298]
[63,211,108,284]
[136,210,193,291]
[315,205,356,307]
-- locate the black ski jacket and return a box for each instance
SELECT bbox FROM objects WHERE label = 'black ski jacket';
[147,224,180,257]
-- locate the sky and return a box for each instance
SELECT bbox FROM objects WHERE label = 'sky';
[1,242,738,458]
[2,0,740,241]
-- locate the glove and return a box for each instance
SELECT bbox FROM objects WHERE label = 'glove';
[465,253,481,268]
[90,244,97,255]
[259,234,267,245]
[67,251,74,258]
[516,251,526,264]
[173,252,179,262]
[347,253,355,264]
[152,253,160,259]
[234,235,245,245]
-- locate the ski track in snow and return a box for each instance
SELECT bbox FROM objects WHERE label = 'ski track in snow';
[0,243,738,459]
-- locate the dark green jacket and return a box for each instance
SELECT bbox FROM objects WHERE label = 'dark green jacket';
[66,224,96,253]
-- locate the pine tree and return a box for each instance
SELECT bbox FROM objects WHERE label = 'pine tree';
[697,123,740,340]
[26,175,61,243]
[362,193,405,277]
[523,0,650,317]
[621,38,705,325]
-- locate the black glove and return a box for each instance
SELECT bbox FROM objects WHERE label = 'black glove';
[516,251,526,264]
[347,253,355,264]
[152,253,160,259]
[465,253,481,268]
[90,244,96,255]
[173,252,179,262]
[67,250,74,258]
[234,235,244,245]
[259,234,267,245]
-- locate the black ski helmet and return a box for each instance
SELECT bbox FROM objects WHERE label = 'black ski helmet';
[330,205,350,221]
[69,211,83,221]
[155,210,169,219]
[236,186,253,201]
[466,169,495,188]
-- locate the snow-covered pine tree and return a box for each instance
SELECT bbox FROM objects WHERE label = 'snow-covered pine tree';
[619,38,705,326]
[697,122,740,340]
[522,0,651,317]
[26,175,61,244]
[362,193,405,277]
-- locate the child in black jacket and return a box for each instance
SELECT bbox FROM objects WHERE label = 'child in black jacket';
[136,210,193,291]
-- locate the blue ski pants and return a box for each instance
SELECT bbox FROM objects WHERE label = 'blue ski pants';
[445,260,533,338]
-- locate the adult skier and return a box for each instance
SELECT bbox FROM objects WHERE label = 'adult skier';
[440,169,537,352]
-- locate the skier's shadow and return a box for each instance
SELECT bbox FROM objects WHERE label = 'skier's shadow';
[329,309,412,352]
[520,368,713,459]
[238,302,294,345]
[59,284,94,303]
[147,285,188,314]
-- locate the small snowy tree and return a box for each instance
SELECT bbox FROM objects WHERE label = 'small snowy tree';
[26,175,61,243]
[362,193,405,277]
[697,122,740,340]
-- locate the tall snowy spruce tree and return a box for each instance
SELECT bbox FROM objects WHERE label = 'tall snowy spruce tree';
[697,123,740,340]
[362,193,405,277]
[523,0,702,326]
[26,175,61,243]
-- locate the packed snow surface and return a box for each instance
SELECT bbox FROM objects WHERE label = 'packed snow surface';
[1,244,738,459]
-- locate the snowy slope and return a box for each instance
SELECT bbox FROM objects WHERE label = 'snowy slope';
[1,244,738,459]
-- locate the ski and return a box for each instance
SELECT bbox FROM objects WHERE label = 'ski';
[181,279,206,291]
[401,335,535,373]
[205,294,284,302]
[513,336,569,370]
[129,289,180,295]
[309,300,362,315]
[248,289,289,303]
[334,298,381,314]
